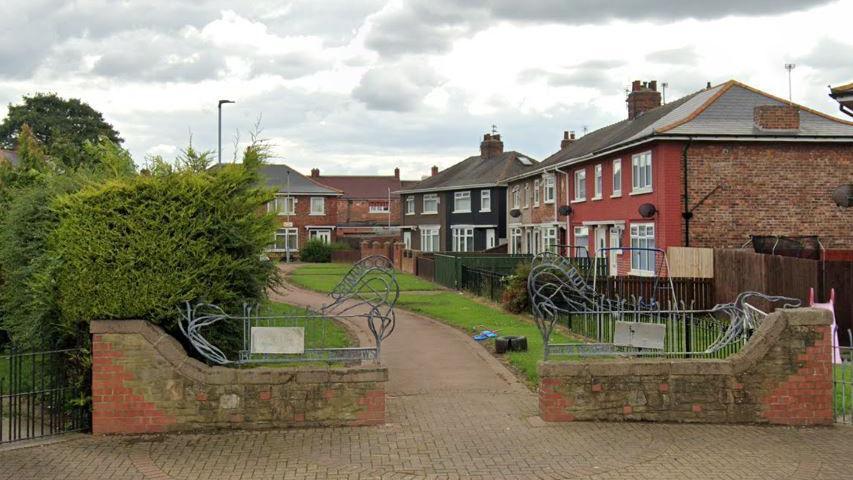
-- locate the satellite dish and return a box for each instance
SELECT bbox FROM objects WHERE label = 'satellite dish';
[832,184,852,207]
[638,203,657,218]
[509,208,522,218]
[558,205,572,216]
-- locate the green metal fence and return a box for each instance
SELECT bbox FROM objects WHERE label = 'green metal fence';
[433,253,532,289]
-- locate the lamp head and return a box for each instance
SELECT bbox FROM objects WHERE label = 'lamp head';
[218,99,235,106]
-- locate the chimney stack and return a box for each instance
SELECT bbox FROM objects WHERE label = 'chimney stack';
[561,130,576,149]
[394,167,400,179]
[310,168,320,177]
[431,165,439,176]
[626,80,662,120]
[480,133,504,159]
[754,105,800,130]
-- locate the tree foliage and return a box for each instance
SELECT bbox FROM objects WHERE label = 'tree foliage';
[0,93,123,170]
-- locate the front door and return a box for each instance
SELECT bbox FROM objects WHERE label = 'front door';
[485,229,496,250]
[403,231,412,250]
[609,227,621,276]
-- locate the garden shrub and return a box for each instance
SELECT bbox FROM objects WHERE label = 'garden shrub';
[299,239,334,262]
[501,261,532,314]
[49,148,278,356]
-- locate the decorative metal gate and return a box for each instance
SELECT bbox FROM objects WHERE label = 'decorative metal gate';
[1,347,90,444]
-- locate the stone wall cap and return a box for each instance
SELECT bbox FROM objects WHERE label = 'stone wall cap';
[783,308,833,326]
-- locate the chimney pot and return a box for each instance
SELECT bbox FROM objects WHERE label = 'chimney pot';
[649,80,657,91]
[394,167,400,179]
[632,80,642,91]
[561,130,577,149]
[706,81,712,89]
[311,168,320,177]
[431,165,439,176]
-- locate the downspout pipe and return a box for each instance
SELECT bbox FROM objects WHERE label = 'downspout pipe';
[681,137,693,247]
[555,166,570,254]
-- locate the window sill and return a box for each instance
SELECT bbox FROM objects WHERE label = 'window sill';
[611,193,622,198]
[405,212,415,216]
[591,196,603,201]
[543,199,555,204]
[452,210,471,214]
[422,211,438,215]
[629,189,653,196]
[571,199,586,204]
[480,210,491,213]
[309,213,325,216]
[629,269,655,277]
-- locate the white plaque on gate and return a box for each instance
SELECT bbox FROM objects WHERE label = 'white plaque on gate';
[613,321,665,350]
[251,327,305,354]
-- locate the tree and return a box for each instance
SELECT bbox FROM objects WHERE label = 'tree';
[0,93,123,169]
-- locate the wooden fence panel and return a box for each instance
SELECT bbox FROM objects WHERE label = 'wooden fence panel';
[667,247,714,278]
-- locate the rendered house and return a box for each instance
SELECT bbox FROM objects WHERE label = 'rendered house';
[503,79,853,275]
[260,164,343,255]
[398,133,538,252]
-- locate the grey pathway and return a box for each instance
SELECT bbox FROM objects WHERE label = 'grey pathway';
[1,266,852,479]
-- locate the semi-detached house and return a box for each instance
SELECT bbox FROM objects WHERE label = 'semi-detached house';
[503,79,853,276]
[398,133,538,252]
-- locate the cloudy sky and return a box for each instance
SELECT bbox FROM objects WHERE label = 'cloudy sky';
[1,0,851,178]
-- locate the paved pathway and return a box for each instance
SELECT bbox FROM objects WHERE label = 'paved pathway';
[1,268,852,479]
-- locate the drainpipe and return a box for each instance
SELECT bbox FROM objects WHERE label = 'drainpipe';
[555,166,570,255]
[681,137,693,247]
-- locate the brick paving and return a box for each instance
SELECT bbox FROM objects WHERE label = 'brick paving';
[1,269,852,479]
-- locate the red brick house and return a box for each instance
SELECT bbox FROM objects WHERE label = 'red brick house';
[309,168,416,240]
[260,164,343,256]
[504,79,853,276]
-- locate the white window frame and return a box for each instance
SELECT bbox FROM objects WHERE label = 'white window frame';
[593,164,603,200]
[368,201,390,213]
[420,226,440,252]
[480,190,491,212]
[452,227,474,252]
[612,159,622,197]
[309,197,325,215]
[574,226,589,258]
[630,223,656,276]
[533,179,540,206]
[405,196,415,215]
[543,226,558,253]
[524,183,530,208]
[268,196,296,215]
[271,228,298,252]
[573,169,586,202]
[308,229,331,243]
[511,186,520,209]
[423,194,439,214]
[510,227,523,254]
[543,174,556,204]
[631,151,653,194]
[453,191,471,213]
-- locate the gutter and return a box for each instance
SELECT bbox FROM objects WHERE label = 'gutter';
[395,182,499,195]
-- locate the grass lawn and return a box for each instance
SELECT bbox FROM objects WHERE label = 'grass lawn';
[835,363,852,415]
[396,292,576,384]
[289,263,440,293]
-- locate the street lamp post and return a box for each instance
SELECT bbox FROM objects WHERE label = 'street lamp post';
[218,99,235,164]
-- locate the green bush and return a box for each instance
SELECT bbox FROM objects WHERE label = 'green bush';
[501,262,531,314]
[49,150,277,356]
[299,239,334,263]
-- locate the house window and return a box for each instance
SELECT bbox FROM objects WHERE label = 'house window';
[573,169,586,201]
[574,227,589,258]
[593,164,603,199]
[423,194,439,214]
[480,190,491,212]
[543,174,555,203]
[406,196,415,215]
[511,228,523,254]
[272,228,298,252]
[630,223,656,275]
[420,227,440,252]
[512,186,520,209]
[543,227,558,253]
[631,151,652,193]
[310,197,325,215]
[369,201,389,213]
[452,227,474,252]
[308,229,331,243]
[453,191,471,213]
[612,159,622,197]
[524,183,530,208]
[533,179,540,206]
[269,196,296,215]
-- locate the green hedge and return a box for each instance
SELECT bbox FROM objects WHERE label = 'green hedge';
[50,158,277,354]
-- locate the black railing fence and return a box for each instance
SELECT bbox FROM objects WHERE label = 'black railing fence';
[460,267,509,302]
[1,346,90,444]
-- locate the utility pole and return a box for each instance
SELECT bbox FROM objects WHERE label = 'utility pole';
[217,99,235,164]
[784,64,796,102]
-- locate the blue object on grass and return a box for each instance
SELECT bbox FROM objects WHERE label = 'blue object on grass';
[473,330,498,341]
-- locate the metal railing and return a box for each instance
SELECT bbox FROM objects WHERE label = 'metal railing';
[460,267,508,302]
[1,347,90,444]
[835,329,852,425]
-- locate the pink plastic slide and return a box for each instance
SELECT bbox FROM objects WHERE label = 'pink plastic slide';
[809,288,842,364]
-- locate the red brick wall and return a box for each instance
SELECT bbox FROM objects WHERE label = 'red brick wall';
[754,105,800,130]
[686,142,853,249]
[334,198,401,225]
[271,195,338,249]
